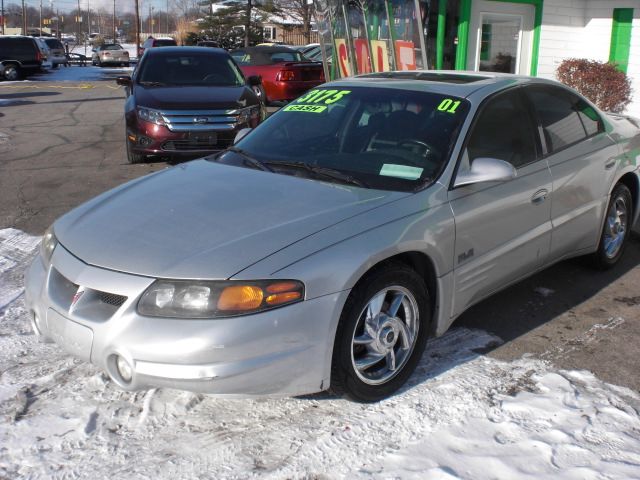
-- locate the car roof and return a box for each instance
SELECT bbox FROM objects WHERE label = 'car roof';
[145,46,228,55]
[328,70,563,100]
[233,46,299,53]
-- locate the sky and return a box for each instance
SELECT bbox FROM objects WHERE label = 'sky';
[6,0,175,16]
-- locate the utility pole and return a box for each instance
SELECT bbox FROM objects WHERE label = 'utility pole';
[22,0,26,35]
[39,0,42,35]
[76,0,80,47]
[87,0,91,36]
[56,7,59,38]
[149,5,153,36]
[1,0,5,35]
[134,0,140,56]
[166,0,168,35]
[112,0,116,42]
[244,0,252,47]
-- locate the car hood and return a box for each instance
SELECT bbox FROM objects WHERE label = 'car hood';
[54,160,408,279]
[133,85,257,110]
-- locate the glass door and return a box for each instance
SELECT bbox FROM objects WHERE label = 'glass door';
[477,14,522,73]
[467,0,534,75]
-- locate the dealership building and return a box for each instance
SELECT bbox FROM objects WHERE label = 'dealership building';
[314,0,640,116]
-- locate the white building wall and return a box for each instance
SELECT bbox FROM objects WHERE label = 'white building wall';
[537,0,640,117]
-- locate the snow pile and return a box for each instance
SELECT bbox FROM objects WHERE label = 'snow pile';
[1,228,639,479]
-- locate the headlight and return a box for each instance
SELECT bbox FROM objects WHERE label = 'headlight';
[137,279,304,318]
[136,107,165,126]
[40,225,58,267]
[236,106,260,125]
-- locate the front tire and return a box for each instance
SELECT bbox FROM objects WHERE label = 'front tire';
[330,263,431,402]
[126,138,146,164]
[591,183,633,269]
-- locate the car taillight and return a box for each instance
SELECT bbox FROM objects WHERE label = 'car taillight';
[36,51,44,62]
[277,70,298,81]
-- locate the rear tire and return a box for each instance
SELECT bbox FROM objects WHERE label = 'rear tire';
[591,183,633,269]
[3,64,20,81]
[330,262,431,402]
[126,138,146,164]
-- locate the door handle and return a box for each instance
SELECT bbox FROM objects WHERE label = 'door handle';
[605,160,616,170]
[531,189,549,205]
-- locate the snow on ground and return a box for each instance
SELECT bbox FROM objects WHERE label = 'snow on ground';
[1,228,639,479]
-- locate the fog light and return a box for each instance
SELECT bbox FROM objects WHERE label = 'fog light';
[116,355,133,383]
[138,136,152,147]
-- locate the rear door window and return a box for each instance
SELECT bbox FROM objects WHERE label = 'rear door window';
[525,85,603,153]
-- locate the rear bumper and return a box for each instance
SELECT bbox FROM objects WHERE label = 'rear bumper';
[266,80,325,102]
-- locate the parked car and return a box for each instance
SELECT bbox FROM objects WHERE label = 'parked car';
[24,72,640,401]
[41,38,67,68]
[230,46,324,104]
[197,40,220,48]
[0,35,43,80]
[92,43,130,67]
[66,52,88,66]
[115,46,265,163]
[138,37,177,58]
[33,37,53,70]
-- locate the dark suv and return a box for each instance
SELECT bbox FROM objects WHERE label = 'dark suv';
[116,47,266,163]
[0,36,43,80]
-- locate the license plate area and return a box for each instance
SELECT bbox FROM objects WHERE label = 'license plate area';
[47,309,93,361]
[188,131,218,144]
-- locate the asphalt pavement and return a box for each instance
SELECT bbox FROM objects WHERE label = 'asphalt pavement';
[0,79,638,392]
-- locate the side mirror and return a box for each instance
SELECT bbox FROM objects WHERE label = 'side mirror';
[454,157,517,188]
[116,75,132,87]
[246,75,261,87]
[234,127,252,144]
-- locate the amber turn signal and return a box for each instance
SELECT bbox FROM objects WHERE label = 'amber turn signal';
[217,285,264,311]
[266,291,302,305]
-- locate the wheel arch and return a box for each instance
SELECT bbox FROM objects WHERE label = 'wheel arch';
[617,171,639,225]
[348,250,440,335]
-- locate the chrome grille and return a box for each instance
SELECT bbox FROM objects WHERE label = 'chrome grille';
[161,109,239,132]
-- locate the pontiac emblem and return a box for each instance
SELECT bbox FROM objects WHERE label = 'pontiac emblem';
[70,286,85,312]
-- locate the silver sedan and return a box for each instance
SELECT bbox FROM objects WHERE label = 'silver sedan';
[25,72,640,402]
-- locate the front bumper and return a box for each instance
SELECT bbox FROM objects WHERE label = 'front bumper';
[127,118,243,157]
[25,244,348,396]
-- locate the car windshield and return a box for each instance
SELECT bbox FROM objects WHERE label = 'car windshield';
[103,44,123,50]
[218,86,469,192]
[137,53,245,86]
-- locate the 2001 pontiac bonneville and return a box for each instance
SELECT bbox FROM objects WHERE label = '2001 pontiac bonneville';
[25,72,640,402]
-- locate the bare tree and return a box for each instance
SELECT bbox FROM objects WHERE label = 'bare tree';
[274,0,313,43]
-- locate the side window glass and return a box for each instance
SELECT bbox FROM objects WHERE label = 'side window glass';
[577,102,604,137]
[526,86,592,152]
[465,90,537,169]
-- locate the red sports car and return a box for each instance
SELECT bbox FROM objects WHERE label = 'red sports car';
[231,46,325,105]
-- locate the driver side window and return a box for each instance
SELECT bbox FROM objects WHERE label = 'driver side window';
[464,89,538,171]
